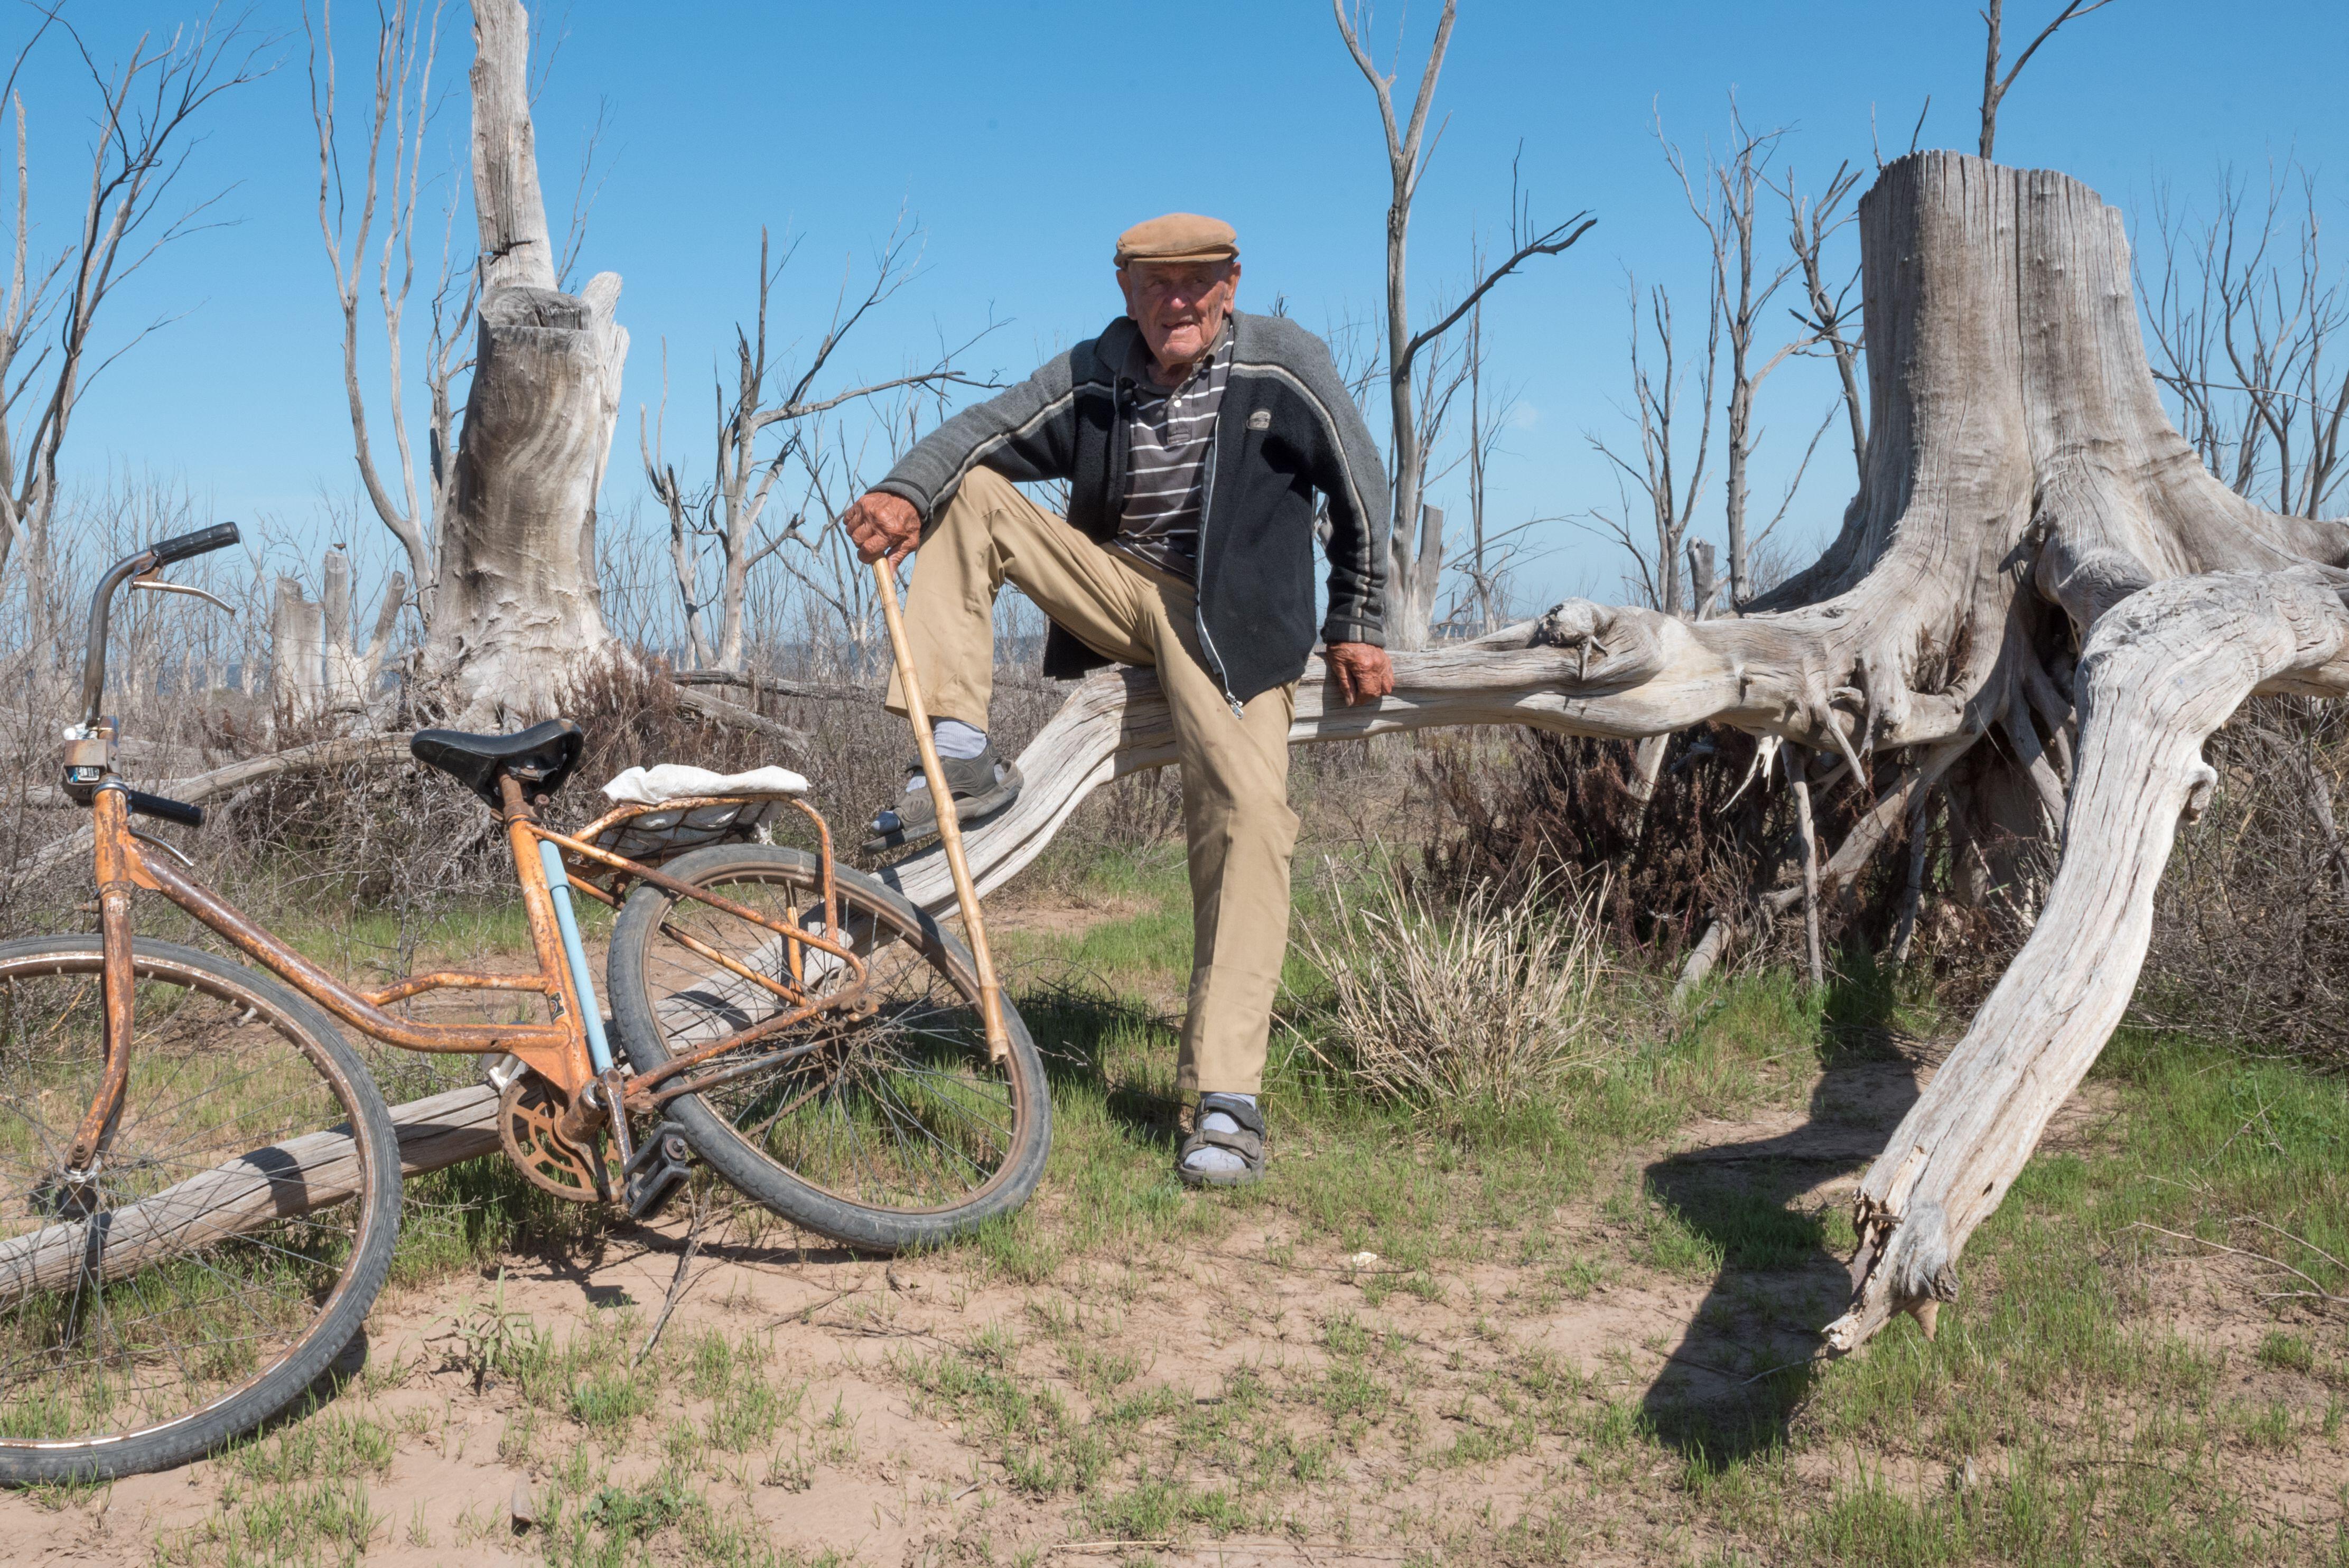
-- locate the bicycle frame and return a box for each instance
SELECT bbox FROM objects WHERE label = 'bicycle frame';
[67,767,871,1179]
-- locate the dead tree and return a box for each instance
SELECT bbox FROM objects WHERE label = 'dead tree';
[1783,160,1868,484]
[877,152,2349,1353]
[2145,165,2349,519]
[306,0,474,629]
[1977,0,2120,161]
[1586,276,1716,615]
[1460,298,1498,629]
[1662,101,1803,605]
[421,0,627,721]
[268,548,405,722]
[1455,291,1542,635]
[1331,0,1591,650]
[640,222,990,673]
[0,12,266,656]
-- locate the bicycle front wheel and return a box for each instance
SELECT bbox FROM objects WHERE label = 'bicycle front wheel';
[608,845,1050,1250]
[0,937,400,1484]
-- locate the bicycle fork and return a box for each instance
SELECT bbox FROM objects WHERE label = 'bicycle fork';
[67,787,139,1175]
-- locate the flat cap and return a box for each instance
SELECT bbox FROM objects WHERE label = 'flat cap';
[1114,212,1239,268]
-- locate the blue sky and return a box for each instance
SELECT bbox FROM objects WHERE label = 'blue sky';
[23,0,2349,608]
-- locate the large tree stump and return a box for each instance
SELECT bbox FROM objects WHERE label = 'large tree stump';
[424,0,628,723]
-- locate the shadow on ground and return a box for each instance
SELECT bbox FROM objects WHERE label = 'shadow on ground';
[1638,966,1928,1466]
[1013,965,1187,1152]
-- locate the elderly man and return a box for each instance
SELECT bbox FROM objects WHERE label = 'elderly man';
[843,212,1393,1187]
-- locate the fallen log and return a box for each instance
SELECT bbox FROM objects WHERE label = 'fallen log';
[0,1082,499,1301]
[1826,568,2349,1348]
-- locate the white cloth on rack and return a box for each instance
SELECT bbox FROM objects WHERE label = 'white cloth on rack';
[600,763,809,805]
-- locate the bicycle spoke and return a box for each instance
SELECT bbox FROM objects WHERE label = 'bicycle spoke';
[0,951,377,1453]
[617,852,1038,1228]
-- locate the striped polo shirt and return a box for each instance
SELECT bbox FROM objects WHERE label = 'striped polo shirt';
[1115,322,1232,580]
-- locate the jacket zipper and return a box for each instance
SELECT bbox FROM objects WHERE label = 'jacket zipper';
[1191,358,1244,718]
[1194,438,1246,717]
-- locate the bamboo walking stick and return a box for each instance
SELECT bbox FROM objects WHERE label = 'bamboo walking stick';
[871,556,1011,1064]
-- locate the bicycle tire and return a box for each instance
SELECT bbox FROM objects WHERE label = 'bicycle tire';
[0,937,401,1485]
[607,844,1049,1250]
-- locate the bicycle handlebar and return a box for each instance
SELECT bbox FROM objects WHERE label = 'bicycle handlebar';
[123,788,205,828]
[78,522,242,731]
[150,522,240,566]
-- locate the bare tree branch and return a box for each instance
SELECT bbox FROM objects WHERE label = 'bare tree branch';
[1333,2,1590,648]
[1979,0,2122,160]
[641,219,1001,671]
[0,8,270,656]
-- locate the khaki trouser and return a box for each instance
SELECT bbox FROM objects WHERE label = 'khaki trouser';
[884,466,1297,1096]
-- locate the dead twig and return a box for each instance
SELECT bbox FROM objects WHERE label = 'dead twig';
[2125,1221,2349,1309]
[763,1278,872,1329]
[635,1190,712,1366]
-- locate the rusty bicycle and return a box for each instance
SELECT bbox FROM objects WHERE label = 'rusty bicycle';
[0,525,1049,1483]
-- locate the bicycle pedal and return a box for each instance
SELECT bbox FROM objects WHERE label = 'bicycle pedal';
[621,1122,695,1222]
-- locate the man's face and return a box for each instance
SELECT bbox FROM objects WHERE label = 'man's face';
[1118,259,1240,371]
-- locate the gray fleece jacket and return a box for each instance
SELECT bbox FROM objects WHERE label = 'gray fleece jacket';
[872,311,1390,710]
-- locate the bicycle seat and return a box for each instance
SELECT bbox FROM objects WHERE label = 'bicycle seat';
[410,719,585,805]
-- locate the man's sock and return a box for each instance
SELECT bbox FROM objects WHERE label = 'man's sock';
[933,717,987,759]
[1183,1092,1256,1173]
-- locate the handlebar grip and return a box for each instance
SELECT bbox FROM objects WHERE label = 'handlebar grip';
[150,522,240,566]
[123,789,204,828]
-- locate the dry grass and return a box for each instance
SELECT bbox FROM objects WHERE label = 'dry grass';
[1298,865,1613,1109]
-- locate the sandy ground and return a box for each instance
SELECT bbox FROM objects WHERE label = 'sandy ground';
[0,1037,2320,1567]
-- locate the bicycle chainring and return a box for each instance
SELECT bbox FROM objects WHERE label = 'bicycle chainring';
[498,1074,620,1203]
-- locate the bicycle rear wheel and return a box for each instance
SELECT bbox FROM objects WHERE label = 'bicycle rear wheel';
[0,937,400,1484]
[607,845,1049,1250]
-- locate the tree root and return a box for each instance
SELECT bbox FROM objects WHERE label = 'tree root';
[1826,568,2349,1350]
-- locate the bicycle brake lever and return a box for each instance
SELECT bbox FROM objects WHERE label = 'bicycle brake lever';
[130,572,234,616]
[127,825,197,869]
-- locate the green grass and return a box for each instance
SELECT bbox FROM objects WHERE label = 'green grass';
[965,847,1868,1296]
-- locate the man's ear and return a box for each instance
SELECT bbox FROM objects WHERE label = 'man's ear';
[1115,265,1138,319]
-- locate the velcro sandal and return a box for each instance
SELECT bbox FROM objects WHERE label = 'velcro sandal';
[1177,1093,1266,1189]
[862,744,1023,854]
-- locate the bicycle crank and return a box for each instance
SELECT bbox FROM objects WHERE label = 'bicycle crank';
[498,1073,621,1203]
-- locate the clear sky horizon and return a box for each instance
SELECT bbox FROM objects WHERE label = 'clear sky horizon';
[18,0,2349,614]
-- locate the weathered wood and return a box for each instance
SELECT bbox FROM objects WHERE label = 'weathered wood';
[467,0,553,294]
[271,575,328,721]
[1827,569,2349,1348]
[425,0,628,723]
[0,1083,499,1302]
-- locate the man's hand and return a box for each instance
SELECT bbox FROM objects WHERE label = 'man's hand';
[844,490,922,566]
[1326,641,1395,706]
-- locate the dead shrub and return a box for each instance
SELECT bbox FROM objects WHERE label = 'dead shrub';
[1416,726,1790,964]
[2143,695,2349,1065]
[1411,725,1989,985]
[1297,865,1611,1108]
